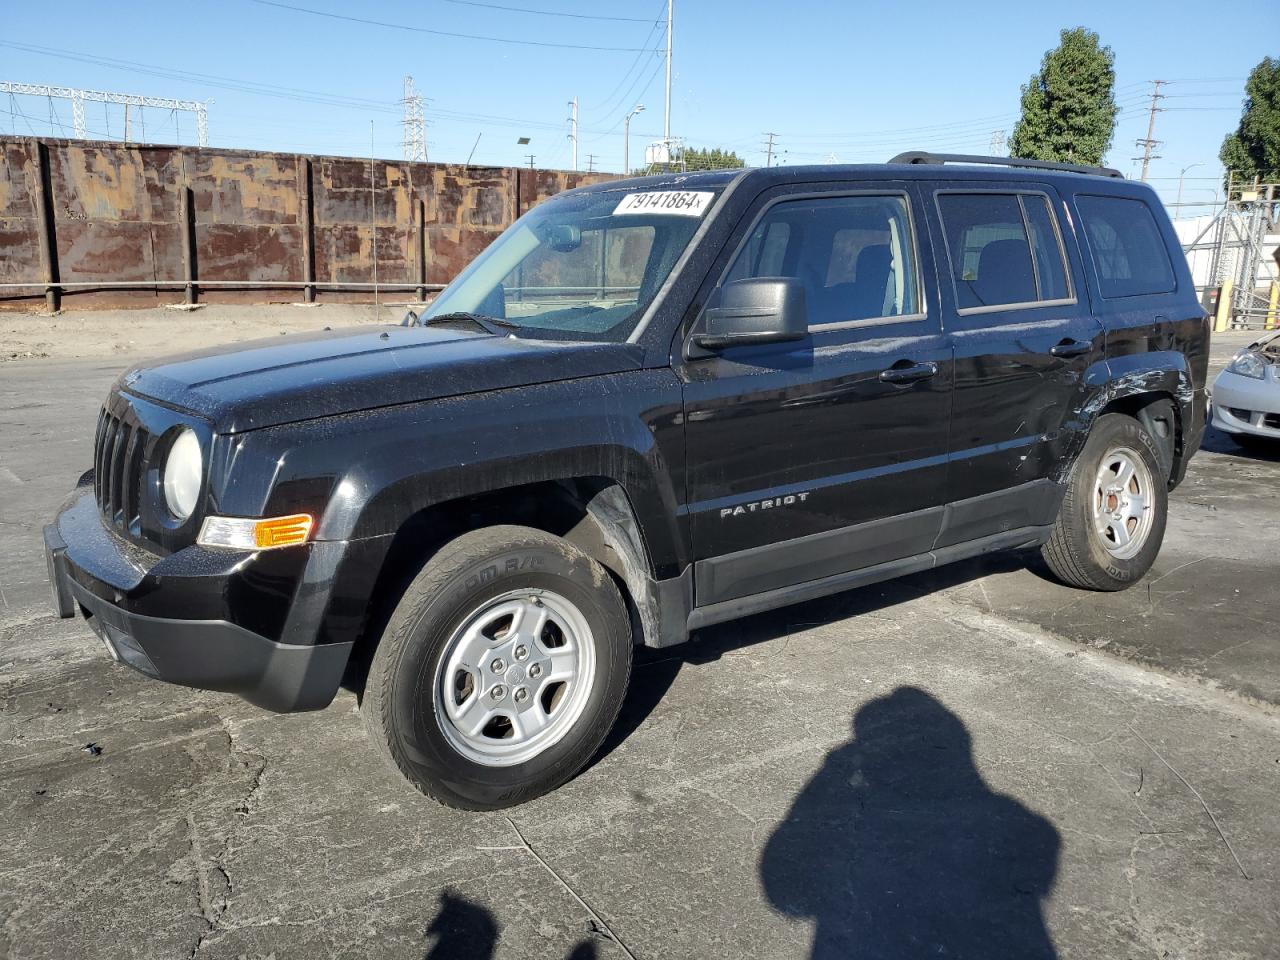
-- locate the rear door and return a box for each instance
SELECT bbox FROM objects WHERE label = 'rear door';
[922,183,1103,546]
[677,182,953,607]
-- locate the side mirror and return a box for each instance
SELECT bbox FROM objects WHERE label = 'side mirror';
[401,309,420,327]
[692,277,807,351]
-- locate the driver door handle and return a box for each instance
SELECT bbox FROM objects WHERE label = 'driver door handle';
[879,361,939,385]
[1049,339,1092,359]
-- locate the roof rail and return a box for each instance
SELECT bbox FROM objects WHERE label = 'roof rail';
[888,151,1124,179]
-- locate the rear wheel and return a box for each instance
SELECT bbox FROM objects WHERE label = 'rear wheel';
[362,525,632,810]
[1042,414,1168,591]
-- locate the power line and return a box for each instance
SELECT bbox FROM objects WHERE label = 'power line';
[581,0,666,116]
[1,40,400,113]
[440,0,653,22]
[249,0,661,52]
[582,52,664,142]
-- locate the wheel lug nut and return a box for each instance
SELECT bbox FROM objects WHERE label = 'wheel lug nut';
[490,684,507,701]
[528,663,543,679]
[513,687,529,703]
[513,644,529,661]
[490,658,506,673]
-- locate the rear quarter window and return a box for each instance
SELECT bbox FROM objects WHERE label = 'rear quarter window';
[1076,195,1176,299]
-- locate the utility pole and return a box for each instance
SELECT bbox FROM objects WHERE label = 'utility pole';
[1134,80,1165,182]
[525,154,535,170]
[989,129,1006,155]
[762,132,778,168]
[402,75,427,162]
[663,0,673,145]
[568,96,579,171]
[586,154,597,173]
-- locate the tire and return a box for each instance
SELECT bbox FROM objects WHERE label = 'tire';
[362,525,632,810]
[1041,413,1168,592]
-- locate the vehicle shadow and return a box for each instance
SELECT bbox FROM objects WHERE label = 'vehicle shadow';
[759,687,1061,959]
[422,888,600,959]
[596,549,1030,764]
[1198,423,1279,460]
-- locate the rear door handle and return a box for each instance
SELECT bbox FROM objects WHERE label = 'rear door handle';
[1049,339,1092,359]
[879,361,939,384]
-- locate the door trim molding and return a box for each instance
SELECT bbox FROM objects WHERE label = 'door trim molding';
[688,524,1052,632]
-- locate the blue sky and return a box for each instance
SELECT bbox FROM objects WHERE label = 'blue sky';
[2,0,1276,211]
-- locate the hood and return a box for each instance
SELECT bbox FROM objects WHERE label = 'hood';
[118,325,644,433]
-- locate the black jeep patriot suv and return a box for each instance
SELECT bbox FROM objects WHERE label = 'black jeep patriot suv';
[45,153,1208,809]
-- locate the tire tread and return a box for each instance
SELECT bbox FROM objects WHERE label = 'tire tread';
[362,525,630,810]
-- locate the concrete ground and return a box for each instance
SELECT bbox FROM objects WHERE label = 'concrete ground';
[1,312,1277,959]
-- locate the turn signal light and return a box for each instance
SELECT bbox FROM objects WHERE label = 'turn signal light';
[198,514,314,551]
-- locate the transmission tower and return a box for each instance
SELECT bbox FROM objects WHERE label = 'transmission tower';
[989,129,1006,155]
[402,75,427,163]
[0,82,208,145]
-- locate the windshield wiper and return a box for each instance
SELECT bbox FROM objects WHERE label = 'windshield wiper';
[419,311,521,336]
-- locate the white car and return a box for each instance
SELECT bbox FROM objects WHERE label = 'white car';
[1211,332,1280,449]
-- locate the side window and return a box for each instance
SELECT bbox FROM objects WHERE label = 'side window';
[722,194,920,327]
[937,193,1073,310]
[1022,196,1071,302]
[1076,195,1176,298]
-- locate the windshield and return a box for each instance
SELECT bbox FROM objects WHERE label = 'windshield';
[423,186,722,342]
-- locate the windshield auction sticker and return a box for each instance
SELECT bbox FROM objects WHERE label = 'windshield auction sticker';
[613,191,715,216]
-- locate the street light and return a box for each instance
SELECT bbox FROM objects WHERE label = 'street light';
[1176,163,1203,210]
[624,103,645,175]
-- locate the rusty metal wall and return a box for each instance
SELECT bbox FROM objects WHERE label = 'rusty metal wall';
[0,137,613,310]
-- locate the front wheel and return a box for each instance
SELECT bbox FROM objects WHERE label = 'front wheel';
[362,525,632,810]
[1041,414,1168,591]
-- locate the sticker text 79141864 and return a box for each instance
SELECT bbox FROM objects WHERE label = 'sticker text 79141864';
[613,191,715,217]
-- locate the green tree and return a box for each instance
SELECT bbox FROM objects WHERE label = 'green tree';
[680,146,746,171]
[642,145,745,175]
[1219,57,1280,193]
[1009,27,1118,166]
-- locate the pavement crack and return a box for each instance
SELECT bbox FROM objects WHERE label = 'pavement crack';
[1127,724,1251,880]
[480,817,640,960]
[183,719,268,956]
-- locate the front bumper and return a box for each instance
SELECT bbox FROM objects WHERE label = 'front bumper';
[1211,368,1280,439]
[44,487,354,712]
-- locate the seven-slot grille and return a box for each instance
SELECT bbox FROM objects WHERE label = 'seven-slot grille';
[93,405,152,533]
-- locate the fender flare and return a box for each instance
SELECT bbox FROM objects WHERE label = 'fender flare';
[565,485,691,649]
[1069,351,1197,483]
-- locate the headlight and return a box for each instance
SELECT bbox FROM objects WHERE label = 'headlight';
[1226,351,1266,380]
[162,428,203,520]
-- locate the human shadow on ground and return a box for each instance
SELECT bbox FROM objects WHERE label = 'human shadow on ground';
[422,888,600,959]
[759,687,1061,960]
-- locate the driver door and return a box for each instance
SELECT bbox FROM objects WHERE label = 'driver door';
[677,183,953,607]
